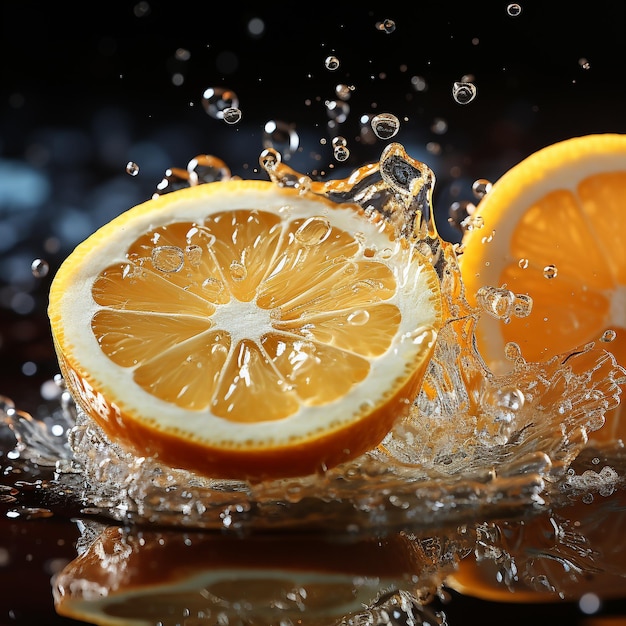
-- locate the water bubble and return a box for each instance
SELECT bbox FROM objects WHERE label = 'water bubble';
[447,201,477,233]
[543,264,558,279]
[263,120,300,160]
[295,217,333,245]
[347,309,370,326]
[229,261,247,281]
[187,154,231,184]
[175,48,191,61]
[476,285,515,320]
[185,244,202,266]
[201,87,239,120]
[600,329,617,343]
[31,258,49,278]
[512,293,533,318]
[222,107,242,124]
[335,84,354,100]
[324,55,340,71]
[259,148,281,172]
[376,19,396,34]
[579,592,601,614]
[506,3,522,16]
[202,277,225,297]
[430,117,448,135]
[153,167,192,197]
[578,57,591,70]
[518,258,529,269]
[452,81,477,105]
[411,75,428,92]
[152,246,185,273]
[504,341,523,361]
[472,178,493,199]
[325,100,350,124]
[126,161,140,176]
[334,145,350,162]
[371,113,400,139]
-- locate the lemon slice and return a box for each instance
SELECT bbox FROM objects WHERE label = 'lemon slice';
[49,179,442,480]
[459,133,626,444]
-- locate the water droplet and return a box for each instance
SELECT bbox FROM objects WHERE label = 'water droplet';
[324,55,340,71]
[600,329,617,343]
[185,244,202,266]
[447,201,477,233]
[153,167,191,197]
[201,87,239,120]
[295,217,333,245]
[31,258,49,278]
[334,145,350,162]
[347,309,370,326]
[259,148,281,172]
[229,260,247,281]
[507,3,522,16]
[126,161,140,176]
[152,246,185,272]
[430,117,448,135]
[335,83,354,100]
[452,81,477,105]
[332,136,347,148]
[579,57,591,70]
[222,107,242,124]
[504,341,523,361]
[263,120,299,160]
[472,178,493,199]
[325,100,350,124]
[202,277,225,296]
[518,258,529,269]
[376,19,396,34]
[371,113,400,139]
[411,75,428,92]
[187,154,231,184]
[512,293,533,318]
[543,264,558,279]
[476,285,516,320]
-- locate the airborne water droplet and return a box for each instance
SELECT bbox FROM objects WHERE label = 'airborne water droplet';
[472,178,493,199]
[371,113,400,139]
[376,18,396,34]
[518,258,529,269]
[31,258,49,278]
[334,145,350,162]
[263,120,300,160]
[126,161,140,176]
[507,3,522,16]
[222,107,242,124]
[452,81,477,105]
[324,55,340,71]
[201,87,239,120]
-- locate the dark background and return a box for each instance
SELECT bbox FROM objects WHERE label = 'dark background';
[1,2,626,624]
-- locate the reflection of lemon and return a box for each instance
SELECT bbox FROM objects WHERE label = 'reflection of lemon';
[53,526,433,626]
[460,134,626,444]
[447,487,626,603]
[49,179,441,481]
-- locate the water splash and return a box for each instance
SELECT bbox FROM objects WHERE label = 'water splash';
[2,143,625,537]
